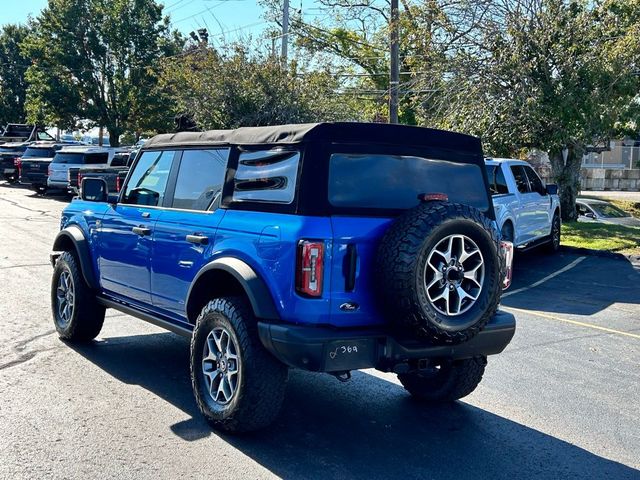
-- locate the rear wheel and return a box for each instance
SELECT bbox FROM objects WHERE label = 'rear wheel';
[51,251,105,341]
[398,357,486,402]
[190,296,288,433]
[545,212,561,253]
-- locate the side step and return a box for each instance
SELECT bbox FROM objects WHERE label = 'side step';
[97,297,193,338]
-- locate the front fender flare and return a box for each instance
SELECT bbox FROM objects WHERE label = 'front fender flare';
[52,226,99,290]
[187,258,279,321]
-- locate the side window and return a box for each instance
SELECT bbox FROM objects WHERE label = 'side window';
[121,150,175,207]
[233,149,300,204]
[172,149,229,211]
[84,153,108,164]
[486,165,509,195]
[524,166,545,195]
[510,165,530,194]
[110,154,128,167]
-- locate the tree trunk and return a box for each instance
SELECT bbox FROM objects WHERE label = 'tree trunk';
[548,146,584,222]
[107,128,120,147]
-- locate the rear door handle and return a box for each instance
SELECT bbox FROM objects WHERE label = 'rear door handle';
[132,226,151,236]
[186,234,209,245]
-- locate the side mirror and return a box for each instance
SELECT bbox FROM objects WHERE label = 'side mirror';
[546,184,558,195]
[81,177,109,203]
[586,212,596,219]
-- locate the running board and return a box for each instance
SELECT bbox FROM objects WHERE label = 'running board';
[517,236,552,252]
[97,297,193,338]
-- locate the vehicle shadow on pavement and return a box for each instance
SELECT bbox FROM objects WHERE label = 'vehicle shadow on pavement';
[71,333,638,480]
[504,252,640,316]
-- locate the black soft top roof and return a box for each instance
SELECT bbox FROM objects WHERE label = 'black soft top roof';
[143,122,482,154]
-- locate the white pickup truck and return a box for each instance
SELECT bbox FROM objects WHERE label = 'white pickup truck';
[484,158,561,252]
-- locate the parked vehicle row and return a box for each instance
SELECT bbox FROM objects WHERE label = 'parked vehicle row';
[47,145,130,191]
[19,141,81,192]
[68,150,137,194]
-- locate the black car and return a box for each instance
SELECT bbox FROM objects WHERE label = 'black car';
[0,142,30,183]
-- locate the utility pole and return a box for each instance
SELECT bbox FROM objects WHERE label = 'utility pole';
[281,0,290,67]
[389,0,399,124]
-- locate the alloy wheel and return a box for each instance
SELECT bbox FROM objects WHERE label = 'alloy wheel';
[424,234,485,316]
[201,327,240,405]
[55,269,75,327]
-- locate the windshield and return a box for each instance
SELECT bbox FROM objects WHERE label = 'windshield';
[589,202,630,218]
[329,153,489,211]
[23,147,56,158]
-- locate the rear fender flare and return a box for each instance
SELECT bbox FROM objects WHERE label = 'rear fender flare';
[186,257,279,321]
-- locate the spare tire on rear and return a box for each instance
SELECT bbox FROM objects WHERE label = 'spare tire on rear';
[377,202,502,344]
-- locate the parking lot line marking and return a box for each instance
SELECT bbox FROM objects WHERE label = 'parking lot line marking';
[502,306,640,340]
[502,256,586,298]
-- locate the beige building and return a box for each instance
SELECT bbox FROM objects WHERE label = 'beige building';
[581,140,640,191]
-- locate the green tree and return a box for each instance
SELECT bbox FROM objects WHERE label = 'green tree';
[0,24,31,126]
[424,0,640,220]
[262,0,489,123]
[159,42,359,129]
[22,0,183,145]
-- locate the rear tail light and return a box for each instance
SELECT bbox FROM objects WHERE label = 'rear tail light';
[500,240,514,290]
[116,175,122,192]
[13,157,21,167]
[77,172,83,187]
[48,165,52,176]
[296,240,324,297]
[418,192,448,202]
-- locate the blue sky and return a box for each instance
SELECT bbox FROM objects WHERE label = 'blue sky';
[0,0,306,40]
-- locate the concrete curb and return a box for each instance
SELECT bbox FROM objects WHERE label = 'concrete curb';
[560,245,640,264]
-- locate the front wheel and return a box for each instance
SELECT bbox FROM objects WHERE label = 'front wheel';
[51,251,105,341]
[398,357,486,402]
[190,296,288,433]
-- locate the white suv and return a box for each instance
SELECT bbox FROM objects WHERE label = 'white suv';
[47,146,119,190]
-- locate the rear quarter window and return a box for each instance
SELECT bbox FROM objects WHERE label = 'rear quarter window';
[329,153,489,211]
[232,149,300,204]
[485,164,509,195]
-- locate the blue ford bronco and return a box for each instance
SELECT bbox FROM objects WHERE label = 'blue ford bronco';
[50,122,515,432]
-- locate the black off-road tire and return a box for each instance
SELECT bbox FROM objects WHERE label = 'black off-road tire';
[377,202,502,344]
[190,296,288,433]
[51,251,105,341]
[398,357,486,402]
[545,212,561,253]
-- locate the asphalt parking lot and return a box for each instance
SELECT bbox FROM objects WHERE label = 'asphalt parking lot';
[0,184,639,480]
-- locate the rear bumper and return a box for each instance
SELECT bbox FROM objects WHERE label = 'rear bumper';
[47,179,69,188]
[20,173,47,186]
[2,167,17,179]
[258,310,516,373]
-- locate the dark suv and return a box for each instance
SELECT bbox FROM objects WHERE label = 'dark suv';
[50,123,515,432]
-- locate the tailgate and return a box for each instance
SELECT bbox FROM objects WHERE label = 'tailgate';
[328,216,394,327]
[49,163,71,182]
